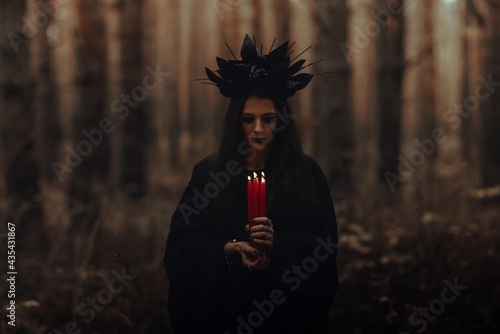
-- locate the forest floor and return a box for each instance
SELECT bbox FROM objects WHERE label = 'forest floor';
[1,164,499,334]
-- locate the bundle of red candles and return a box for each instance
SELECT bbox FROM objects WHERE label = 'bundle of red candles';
[247,171,266,251]
[247,171,266,221]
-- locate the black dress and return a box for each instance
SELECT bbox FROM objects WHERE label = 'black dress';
[163,155,339,333]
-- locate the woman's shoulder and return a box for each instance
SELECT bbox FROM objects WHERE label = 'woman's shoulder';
[191,155,216,178]
[195,155,215,169]
[303,154,318,166]
[191,155,239,179]
[303,154,323,173]
[302,154,329,185]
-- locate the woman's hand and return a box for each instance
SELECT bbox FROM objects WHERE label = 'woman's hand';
[238,241,270,271]
[225,241,270,271]
[245,217,274,257]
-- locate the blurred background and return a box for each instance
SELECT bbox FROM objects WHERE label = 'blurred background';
[1,0,499,333]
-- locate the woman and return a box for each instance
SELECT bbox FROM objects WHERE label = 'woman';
[163,35,338,333]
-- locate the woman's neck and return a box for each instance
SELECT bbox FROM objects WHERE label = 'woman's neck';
[245,151,268,171]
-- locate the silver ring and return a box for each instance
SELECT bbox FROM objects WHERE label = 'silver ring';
[266,225,270,231]
[268,219,272,225]
[265,232,269,240]
[248,264,252,270]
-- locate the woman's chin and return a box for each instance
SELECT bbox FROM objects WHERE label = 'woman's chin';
[249,143,268,152]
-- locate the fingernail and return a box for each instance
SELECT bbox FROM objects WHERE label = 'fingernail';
[253,250,263,256]
[248,237,254,241]
[249,219,255,224]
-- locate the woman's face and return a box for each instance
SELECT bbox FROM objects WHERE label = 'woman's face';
[241,96,278,153]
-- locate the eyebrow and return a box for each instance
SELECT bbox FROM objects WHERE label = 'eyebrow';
[242,112,276,116]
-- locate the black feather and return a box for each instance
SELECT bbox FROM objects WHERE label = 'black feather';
[205,67,221,83]
[288,60,306,75]
[240,34,258,61]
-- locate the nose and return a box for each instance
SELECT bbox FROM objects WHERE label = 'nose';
[254,119,263,134]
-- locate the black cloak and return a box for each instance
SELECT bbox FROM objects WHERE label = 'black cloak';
[163,155,339,333]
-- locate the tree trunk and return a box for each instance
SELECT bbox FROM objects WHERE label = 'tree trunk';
[376,0,404,184]
[160,0,181,171]
[289,0,313,153]
[142,0,158,190]
[104,0,122,191]
[480,0,500,186]
[119,0,148,197]
[253,0,264,41]
[260,0,279,45]
[203,0,221,148]
[460,0,487,187]
[312,0,352,194]
[0,0,42,240]
[400,0,438,214]
[28,0,59,185]
[274,0,290,41]
[417,0,436,142]
[178,0,192,160]
[49,0,80,187]
[188,0,208,149]
[69,0,109,202]
[349,0,378,205]
[238,0,253,39]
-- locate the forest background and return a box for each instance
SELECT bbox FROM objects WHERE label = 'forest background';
[0,0,499,333]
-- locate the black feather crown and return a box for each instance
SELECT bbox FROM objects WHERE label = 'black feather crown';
[203,34,319,101]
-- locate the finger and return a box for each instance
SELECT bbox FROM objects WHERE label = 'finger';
[249,232,273,243]
[250,230,273,240]
[253,249,264,257]
[250,225,274,234]
[240,244,257,260]
[249,239,272,251]
[250,217,268,223]
[245,224,274,234]
[242,245,256,256]
[242,244,264,258]
[247,217,271,227]
[252,256,270,271]
[247,239,272,251]
[242,254,260,268]
[249,254,267,269]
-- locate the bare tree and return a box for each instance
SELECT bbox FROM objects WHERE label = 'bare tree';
[68,0,109,202]
[459,0,500,187]
[119,0,148,197]
[27,0,60,184]
[165,0,181,171]
[0,0,42,237]
[479,0,500,186]
[376,0,405,182]
[348,0,379,204]
[104,0,123,190]
[312,0,352,194]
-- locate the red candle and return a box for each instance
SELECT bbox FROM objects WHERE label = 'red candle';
[247,175,253,222]
[252,172,259,218]
[259,172,266,217]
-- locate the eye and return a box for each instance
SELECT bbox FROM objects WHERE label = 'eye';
[262,116,277,124]
[241,116,254,124]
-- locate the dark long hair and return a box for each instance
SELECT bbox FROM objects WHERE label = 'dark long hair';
[211,89,321,219]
